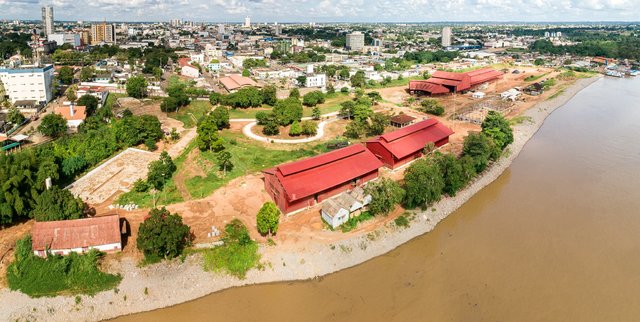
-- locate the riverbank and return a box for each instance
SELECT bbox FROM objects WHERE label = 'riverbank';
[0,76,602,322]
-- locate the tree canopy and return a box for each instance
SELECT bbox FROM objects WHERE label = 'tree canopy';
[33,187,85,222]
[136,207,191,260]
[256,202,280,236]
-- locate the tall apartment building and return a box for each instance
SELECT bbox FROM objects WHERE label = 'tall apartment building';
[441,26,452,47]
[41,6,54,36]
[244,17,251,28]
[91,22,116,45]
[80,30,91,46]
[0,65,55,105]
[346,32,365,51]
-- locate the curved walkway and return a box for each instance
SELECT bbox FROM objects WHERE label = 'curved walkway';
[238,112,341,144]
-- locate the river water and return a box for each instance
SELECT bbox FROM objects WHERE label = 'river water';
[116,77,640,321]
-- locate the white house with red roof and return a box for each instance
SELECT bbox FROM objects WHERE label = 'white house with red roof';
[178,57,200,78]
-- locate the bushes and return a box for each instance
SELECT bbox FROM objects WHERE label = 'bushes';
[146,151,177,190]
[420,99,445,116]
[203,219,260,279]
[289,121,302,136]
[160,96,179,113]
[126,76,148,98]
[136,207,191,261]
[38,114,67,137]
[301,121,317,136]
[7,235,122,297]
[273,97,303,126]
[462,132,500,173]
[223,87,263,108]
[197,114,225,152]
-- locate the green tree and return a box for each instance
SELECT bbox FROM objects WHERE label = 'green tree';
[262,114,280,136]
[462,132,500,173]
[242,68,250,77]
[79,67,95,82]
[344,120,367,139]
[289,120,302,136]
[216,150,233,177]
[38,113,67,137]
[197,114,225,152]
[146,151,176,190]
[350,70,366,88]
[126,76,148,98]
[339,68,350,80]
[433,153,466,196]
[296,75,307,86]
[534,58,545,66]
[33,186,85,222]
[58,66,74,85]
[273,97,303,126]
[136,207,190,260]
[76,94,99,116]
[481,111,513,150]
[365,178,405,216]
[403,159,444,208]
[256,202,280,236]
[7,107,25,125]
[223,87,263,108]
[312,107,321,120]
[368,112,389,135]
[302,90,325,107]
[289,88,300,99]
[160,96,179,113]
[209,92,223,105]
[261,85,277,106]
[66,86,77,102]
[367,91,382,103]
[210,106,230,129]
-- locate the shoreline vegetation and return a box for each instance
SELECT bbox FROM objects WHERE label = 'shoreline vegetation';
[0,76,602,322]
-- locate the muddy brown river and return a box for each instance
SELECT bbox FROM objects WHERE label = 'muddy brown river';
[115,77,640,321]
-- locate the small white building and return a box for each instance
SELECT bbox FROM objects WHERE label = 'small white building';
[181,65,200,78]
[472,91,486,99]
[305,74,326,88]
[321,199,350,229]
[501,88,521,101]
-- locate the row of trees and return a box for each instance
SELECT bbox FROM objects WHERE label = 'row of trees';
[341,92,389,139]
[364,111,513,216]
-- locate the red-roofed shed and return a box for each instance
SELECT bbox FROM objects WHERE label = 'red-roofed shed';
[263,145,383,214]
[366,119,454,169]
[31,215,122,257]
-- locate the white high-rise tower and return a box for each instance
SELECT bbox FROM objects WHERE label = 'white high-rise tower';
[42,6,54,36]
[441,26,452,47]
[244,17,251,28]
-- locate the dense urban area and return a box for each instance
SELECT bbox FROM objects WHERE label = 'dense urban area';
[0,7,638,317]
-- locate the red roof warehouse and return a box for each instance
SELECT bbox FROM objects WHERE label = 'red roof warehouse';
[409,67,503,95]
[263,145,383,214]
[366,119,454,169]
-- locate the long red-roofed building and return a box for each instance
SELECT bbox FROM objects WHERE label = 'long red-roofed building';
[263,145,383,214]
[366,119,454,169]
[31,215,122,257]
[409,67,503,95]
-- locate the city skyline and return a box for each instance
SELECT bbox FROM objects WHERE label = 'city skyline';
[0,0,638,23]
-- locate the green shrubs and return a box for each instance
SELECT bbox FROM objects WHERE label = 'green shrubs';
[420,99,445,116]
[7,236,122,297]
[481,111,513,150]
[203,219,260,279]
[302,91,326,107]
[394,215,410,228]
[256,202,280,236]
[365,178,405,216]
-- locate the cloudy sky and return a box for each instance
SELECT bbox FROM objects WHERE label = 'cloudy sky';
[0,0,638,22]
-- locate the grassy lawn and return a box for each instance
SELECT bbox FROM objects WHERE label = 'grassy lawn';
[104,92,126,109]
[183,131,329,199]
[525,72,550,82]
[366,76,422,89]
[7,236,121,297]
[169,100,214,128]
[226,93,352,119]
[202,241,260,279]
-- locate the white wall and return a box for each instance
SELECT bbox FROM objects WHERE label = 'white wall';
[0,65,54,104]
[33,242,121,257]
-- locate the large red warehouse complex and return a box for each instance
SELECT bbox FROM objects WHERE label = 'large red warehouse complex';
[366,119,454,169]
[263,145,383,214]
[409,67,503,95]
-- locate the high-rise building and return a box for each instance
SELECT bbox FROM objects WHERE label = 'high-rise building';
[218,24,225,34]
[91,22,116,45]
[80,30,91,46]
[346,32,365,51]
[170,19,182,27]
[441,26,452,47]
[41,6,54,36]
[244,17,251,28]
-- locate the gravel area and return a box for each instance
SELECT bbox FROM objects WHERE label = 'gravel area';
[0,76,601,322]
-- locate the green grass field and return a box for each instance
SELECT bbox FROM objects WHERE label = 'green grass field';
[169,100,214,128]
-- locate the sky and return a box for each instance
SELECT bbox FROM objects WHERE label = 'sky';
[0,0,638,23]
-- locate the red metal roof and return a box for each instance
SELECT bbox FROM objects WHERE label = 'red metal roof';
[368,119,454,160]
[409,81,450,94]
[265,145,383,202]
[32,215,121,251]
[467,68,503,85]
[431,70,467,80]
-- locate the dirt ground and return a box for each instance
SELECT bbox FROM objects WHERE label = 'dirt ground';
[0,221,32,287]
